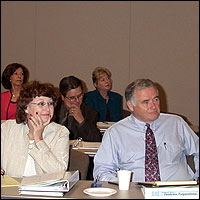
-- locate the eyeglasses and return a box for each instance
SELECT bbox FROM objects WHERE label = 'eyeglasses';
[30,101,54,108]
[65,93,83,102]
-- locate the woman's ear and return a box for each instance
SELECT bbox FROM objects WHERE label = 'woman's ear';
[93,82,97,88]
[25,105,29,114]
[127,100,134,112]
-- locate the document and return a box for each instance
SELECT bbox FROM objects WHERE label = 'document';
[19,170,79,196]
[140,185,199,199]
[20,170,65,185]
[138,180,198,187]
[1,175,20,187]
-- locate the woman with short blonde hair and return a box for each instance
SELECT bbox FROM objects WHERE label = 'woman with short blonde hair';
[84,66,123,122]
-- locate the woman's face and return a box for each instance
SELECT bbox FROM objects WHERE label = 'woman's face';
[10,67,24,87]
[25,96,54,124]
[95,73,111,92]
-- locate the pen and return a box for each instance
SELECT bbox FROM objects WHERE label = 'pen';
[108,181,118,185]
[164,142,167,150]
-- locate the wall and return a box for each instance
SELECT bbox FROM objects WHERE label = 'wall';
[1,1,199,126]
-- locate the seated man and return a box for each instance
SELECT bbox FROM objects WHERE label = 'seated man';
[54,76,102,142]
[93,78,199,182]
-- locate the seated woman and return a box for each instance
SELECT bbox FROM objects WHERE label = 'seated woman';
[84,67,123,122]
[1,63,29,120]
[1,81,69,178]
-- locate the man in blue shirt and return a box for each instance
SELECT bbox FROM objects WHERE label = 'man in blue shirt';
[93,78,199,182]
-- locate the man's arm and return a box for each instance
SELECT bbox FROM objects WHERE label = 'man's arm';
[93,130,119,181]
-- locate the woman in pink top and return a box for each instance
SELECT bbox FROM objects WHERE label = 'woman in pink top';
[1,63,29,120]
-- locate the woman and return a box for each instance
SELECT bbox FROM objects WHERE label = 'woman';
[1,81,69,178]
[1,63,29,120]
[84,66,123,122]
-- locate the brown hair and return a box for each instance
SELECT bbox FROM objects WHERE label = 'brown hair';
[1,63,29,89]
[16,80,59,123]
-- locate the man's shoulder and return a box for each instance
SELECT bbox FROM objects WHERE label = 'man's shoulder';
[82,103,98,114]
[160,113,183,122]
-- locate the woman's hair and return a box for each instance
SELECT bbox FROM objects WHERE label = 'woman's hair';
[59,76,83,97]
[1,63,29,89]
[125,78,159,106]
[92,67,111,84]
[16,80,59,124]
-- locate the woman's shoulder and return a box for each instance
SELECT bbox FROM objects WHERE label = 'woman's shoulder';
[84,90,97,96]
[48,122,70,135]
[1,120,23,131]
[108,91,122,98]
[1,90,11,97]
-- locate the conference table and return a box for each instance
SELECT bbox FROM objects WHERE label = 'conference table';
[1,179,144,199]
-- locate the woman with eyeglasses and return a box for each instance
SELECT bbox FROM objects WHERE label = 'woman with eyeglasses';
[84,66,123,122]
[1,63,29,120]
[1,81,69,178]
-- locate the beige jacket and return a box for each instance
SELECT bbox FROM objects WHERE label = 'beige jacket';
[1,120,69,178]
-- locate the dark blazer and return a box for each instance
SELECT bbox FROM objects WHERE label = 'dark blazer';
[54,99,102,142]
[84,89,123,122]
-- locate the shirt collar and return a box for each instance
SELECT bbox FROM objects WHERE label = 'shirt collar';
[130,114,160,132]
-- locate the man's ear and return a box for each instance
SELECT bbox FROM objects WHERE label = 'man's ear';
[61,95,65,101]
[127,100,134,112]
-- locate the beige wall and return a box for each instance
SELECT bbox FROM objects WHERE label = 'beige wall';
[1,1,199,126]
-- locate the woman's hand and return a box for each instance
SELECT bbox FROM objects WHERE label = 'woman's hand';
[29,112,51,143]
[1,168,5,176]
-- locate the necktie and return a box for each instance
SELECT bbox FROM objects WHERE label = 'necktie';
[145,123,161,182]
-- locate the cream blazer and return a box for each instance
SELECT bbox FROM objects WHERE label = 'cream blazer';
[1,120,69,178]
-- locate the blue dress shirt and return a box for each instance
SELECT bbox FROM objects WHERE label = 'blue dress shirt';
[93,113,199,182]
[84,89,123,122]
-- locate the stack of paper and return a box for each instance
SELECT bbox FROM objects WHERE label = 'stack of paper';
[1,175,20,187]
[18,170,79,197]
[138,181,199,199]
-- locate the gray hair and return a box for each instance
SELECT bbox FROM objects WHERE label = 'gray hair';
[125,79,159,106]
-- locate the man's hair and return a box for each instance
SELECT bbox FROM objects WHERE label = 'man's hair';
[125,79,159,106]
[59,76,83,97]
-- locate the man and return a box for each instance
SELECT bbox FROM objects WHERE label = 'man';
[54,76,102,142]
[93,79,199,182]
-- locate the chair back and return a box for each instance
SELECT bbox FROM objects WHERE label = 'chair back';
[68,148,90,180]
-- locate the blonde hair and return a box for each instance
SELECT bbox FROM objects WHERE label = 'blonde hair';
[92,67,111,84]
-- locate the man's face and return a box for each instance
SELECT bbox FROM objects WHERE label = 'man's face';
[62,86,83,109]
[127,86,160,123]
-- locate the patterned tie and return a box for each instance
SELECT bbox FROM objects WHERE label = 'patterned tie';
[145,123,161,182]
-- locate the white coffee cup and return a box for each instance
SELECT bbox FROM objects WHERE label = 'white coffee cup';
[117,170,132,190]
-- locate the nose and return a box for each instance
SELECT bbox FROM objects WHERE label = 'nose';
[149,100,156,109]
[74,96,81,102]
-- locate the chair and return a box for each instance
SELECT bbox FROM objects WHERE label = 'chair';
[68,148,90,180]
[186,155,195,173]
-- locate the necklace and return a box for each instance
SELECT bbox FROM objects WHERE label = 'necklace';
[12,93,19,98]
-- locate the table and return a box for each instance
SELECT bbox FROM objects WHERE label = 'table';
[1,180,144,199]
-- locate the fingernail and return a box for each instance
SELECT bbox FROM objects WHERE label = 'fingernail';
[36,112,38,114]
[29,118,31,120]
[30,114,32,116]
